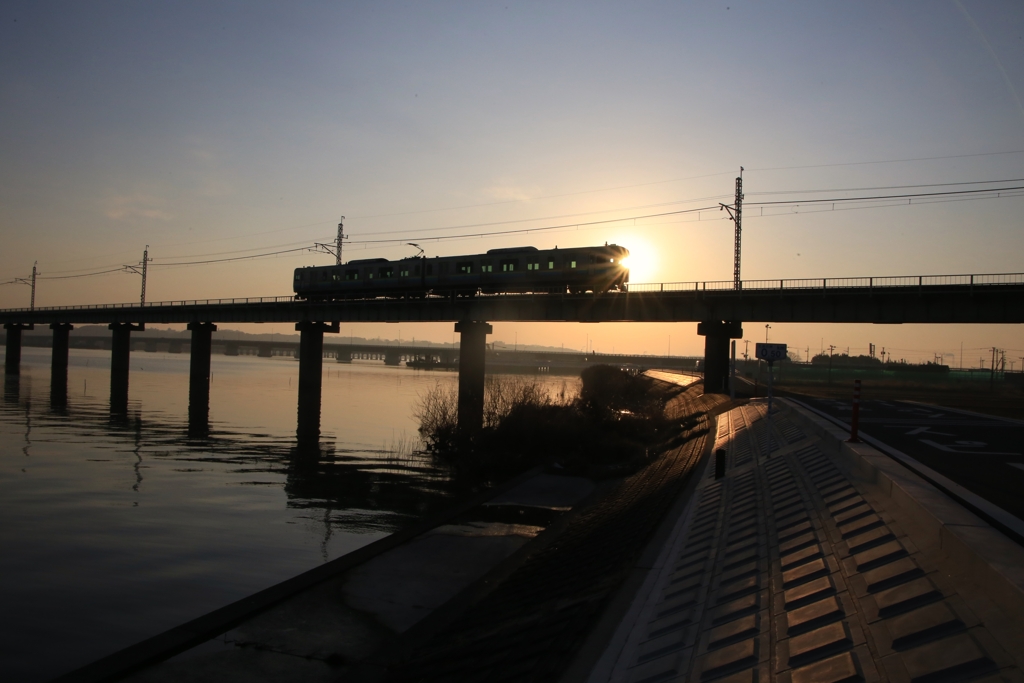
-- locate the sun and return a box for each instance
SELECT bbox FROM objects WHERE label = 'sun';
[617,236,657,284]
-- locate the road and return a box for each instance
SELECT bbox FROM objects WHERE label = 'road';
[792,395,1024,530]
[645,369,701,386]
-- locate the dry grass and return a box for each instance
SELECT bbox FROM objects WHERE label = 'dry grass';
[415,366,696,483]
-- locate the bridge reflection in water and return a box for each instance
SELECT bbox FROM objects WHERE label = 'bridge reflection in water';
[0,360,477,681]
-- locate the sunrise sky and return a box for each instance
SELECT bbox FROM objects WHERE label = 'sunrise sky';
[2,2,1022,362]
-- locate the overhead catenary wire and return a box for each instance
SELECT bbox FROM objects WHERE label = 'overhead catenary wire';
[346,205,723,245]
[747,184,1024,206]
[747,178,1024,196]
[6,177,1023,282]
[746,149,1024,172]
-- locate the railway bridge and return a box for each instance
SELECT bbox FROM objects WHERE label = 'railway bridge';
[3,272,1022,443]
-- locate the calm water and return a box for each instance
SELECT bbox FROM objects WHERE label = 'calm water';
[0,346,565,682]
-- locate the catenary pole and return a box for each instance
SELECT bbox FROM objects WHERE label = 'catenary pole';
[336,216,347,266]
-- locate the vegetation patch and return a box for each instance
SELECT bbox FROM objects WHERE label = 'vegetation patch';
[415,365,700,483]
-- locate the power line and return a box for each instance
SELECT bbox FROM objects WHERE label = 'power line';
[37,267,129,280]
[748,178,1024,196]
[747,149,1024,173]
[151,246,314,267]
[350,194,734,240]
[347,205,722,246]
[348,170,737,220]
[747,185,1024,207]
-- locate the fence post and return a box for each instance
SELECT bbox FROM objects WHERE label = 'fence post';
[847,379,862,443]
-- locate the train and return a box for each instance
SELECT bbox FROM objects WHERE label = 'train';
[293,244,630,300]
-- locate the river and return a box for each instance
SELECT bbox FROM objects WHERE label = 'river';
[0,346,573,682]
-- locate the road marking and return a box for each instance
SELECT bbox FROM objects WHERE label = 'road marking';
[919,439,1021,456]
[905,426,954,436]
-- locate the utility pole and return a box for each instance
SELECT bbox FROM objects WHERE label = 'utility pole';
[141,245,149,305]
[828,345,836,386]
[336,216,346,266]
[30,261,37,310]
[12,262,39,310]
[720,167,744,289]
[123,246,152,305]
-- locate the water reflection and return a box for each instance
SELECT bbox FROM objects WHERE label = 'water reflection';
[4,373,20,404]
[2,392,461,524]
[0,353,470,682]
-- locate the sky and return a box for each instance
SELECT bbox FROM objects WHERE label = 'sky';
[1,1,1022,363]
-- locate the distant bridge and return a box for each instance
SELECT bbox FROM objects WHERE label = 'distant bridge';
[8,333,697,372]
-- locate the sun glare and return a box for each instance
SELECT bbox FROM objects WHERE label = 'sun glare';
[617,236,657,284]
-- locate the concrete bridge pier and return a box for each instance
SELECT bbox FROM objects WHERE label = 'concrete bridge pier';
[697,320,742,395]
[109,323,144,411]
[4,323,33,375]
[456,321,492,437]
[187,323,217,432]
[296,321,339,447]
[50,323,73,406]
[384,348,402,366]
[335,349,351,363]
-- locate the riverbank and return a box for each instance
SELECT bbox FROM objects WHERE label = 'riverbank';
[56,374,729,682]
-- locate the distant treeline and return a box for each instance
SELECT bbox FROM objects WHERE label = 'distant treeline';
[808,353,948,372]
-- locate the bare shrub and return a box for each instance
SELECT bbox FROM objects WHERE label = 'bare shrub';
[483,375,555,428]
[416,376,563,449]
[416,366,675,483]
[414,381,460,450]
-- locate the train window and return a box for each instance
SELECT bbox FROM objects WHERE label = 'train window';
[527,262,540,271]
[456,261,474,274]
[368,271,373,280]
[548,261,555,269]
[570,260,577,269]
[378,267,393,279]
[294,272,301,281]
[414,265,421,275]
[500,259,518,272]
[345,269,359,281]
[332,270,342,281]
[481,264,493,273]
[400,269,410,277]
[321,271,330,281]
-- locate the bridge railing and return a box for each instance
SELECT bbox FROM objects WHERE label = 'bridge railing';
[624,272,1024,293]
[2,273,1024,313]
[0,295,298,314]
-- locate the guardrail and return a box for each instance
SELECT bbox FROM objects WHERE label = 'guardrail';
[1,272,1022,313]
[0,295,298,314]
[623,272,1024,293]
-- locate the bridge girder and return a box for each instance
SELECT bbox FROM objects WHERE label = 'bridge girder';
[1,284,1022,326]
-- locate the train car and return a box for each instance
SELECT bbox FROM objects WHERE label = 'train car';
[293,244,629,300]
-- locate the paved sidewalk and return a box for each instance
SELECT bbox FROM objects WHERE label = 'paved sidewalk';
[589,399,1024,683]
